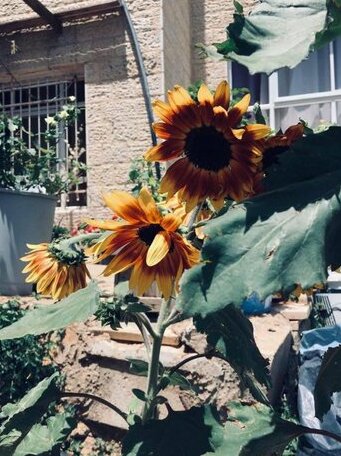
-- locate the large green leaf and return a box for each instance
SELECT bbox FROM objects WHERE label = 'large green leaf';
[178,170,341,316]
[264,127,341,191]
[314,344,341,419]
[122,402,310,456]
[0,281,100,340]
[0,374,60,455]
[13,413,75,456]
[205,0,341,74]
[195,306,270,403]
[122,406,220,456]
[206,402,306,456]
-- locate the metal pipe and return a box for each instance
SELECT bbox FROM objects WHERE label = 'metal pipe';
[119,0,161,179]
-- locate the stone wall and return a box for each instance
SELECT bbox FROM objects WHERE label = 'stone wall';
[0,0,164,227]
[162,0,191,90]
[0,0,256,228]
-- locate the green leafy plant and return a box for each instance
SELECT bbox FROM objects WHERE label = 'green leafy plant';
[198,0,341,74]
[0,98,85,195]
[129,158,164,202]
[0,300,59,406]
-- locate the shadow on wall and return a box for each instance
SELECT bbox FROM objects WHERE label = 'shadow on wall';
[0,14,129,84]
[190,0,206,83]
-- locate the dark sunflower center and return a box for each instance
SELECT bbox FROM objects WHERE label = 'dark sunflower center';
[138,224,164,246]
[184,126,231,172]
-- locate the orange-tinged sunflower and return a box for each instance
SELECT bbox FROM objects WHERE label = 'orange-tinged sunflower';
[166,192,212,240]
[144,81,271,211]
[86,188,199,299]
[263,123,304,169]
[21,243,90,300]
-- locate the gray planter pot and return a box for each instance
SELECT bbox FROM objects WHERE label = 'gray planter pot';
[0,189,57,296]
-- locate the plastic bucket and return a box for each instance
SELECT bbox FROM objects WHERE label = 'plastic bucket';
[0,189,57,295]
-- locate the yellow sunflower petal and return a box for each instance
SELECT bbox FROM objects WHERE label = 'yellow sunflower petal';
[153,122,186,140]
[198,84,214,126]
[129,259,155,296]
[227,93,251,126]
[146,231,171,267]
[155,265,174,299]
[152,99,189,133]
[84,218,123,230]
[198,83,214,104]
[144,140,184,162]
[103,191,148,224]
[161,213,183,232]
[26,243,49,251]
[243,124,270,140]
[138,187,161,223]
[168,85,195,108]
[103,240,146,276]
[213,106,228,133]
[213,80,230,109]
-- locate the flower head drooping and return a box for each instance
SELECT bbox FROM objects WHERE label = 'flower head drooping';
[21,242,89,300]
[144,81,270,211]
[262,123,304,170]
[86,187,199,299]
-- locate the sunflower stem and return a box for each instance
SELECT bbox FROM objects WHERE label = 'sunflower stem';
[141,289,174,423]
[132,315,152,360]
[186,202,203,238]
[163,308,185,328]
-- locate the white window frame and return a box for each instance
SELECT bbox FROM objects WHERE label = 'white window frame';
[230,42,341,129]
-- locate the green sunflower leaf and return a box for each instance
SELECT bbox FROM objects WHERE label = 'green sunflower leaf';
[122,406,220,456]
[264,127,341,191]
[12,413,75,456]
[194,306,271,403]
[0,281,100,340]
[122,402,310,456]
[314,344,341,420]
[178,170,341,316]
[205,402,306,456]
[205,0,341,74]
[0,374,61,455]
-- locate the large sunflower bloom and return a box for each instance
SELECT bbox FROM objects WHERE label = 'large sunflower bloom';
[263,123,304,169]
[144,81,270,211]
[21,243,89,300]
[86,188,199,299]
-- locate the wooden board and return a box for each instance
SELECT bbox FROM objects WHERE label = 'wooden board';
[90,323,180,347]
[273,300,312,321]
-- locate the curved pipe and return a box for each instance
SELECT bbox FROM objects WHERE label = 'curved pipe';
[120,0,161,179]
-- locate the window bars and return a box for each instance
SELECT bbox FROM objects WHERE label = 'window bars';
[0,78,87,207]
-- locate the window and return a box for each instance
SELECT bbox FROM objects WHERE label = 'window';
[230,38,341,130]
[0,79,86,207]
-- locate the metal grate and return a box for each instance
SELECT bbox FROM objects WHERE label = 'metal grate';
[0,79,87,207]
[313,294,337,327]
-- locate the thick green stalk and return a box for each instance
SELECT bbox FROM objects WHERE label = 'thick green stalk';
[141,333,163,422]
[141,291,174,423]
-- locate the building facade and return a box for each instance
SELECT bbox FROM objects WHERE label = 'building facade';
[1,0,340,228]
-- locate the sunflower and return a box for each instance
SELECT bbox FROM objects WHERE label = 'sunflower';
[21,242,89,300]
[144,81,270,211]
[86,187,199,299]
[166,193,212,240]
[262,123,304,169]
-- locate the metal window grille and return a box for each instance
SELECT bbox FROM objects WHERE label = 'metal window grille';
[0,78,87,207]
[230,40,341,130]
